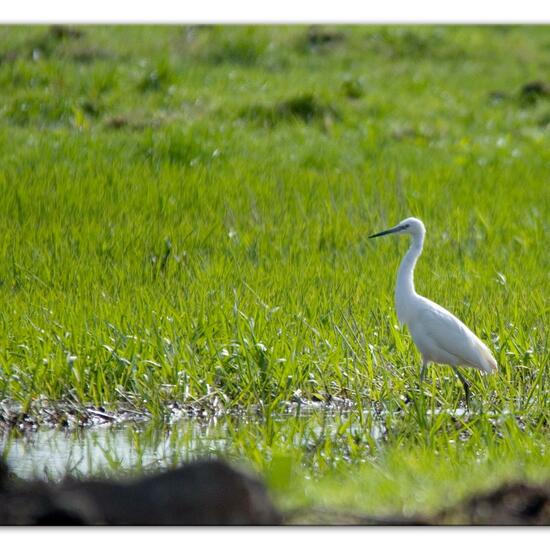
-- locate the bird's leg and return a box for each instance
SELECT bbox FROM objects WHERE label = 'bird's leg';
[414,359,431,424]
[451,366,470,407]
[417,360,429,412]
[420,360,429,383]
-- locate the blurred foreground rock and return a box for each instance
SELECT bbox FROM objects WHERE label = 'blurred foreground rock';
[436,481,550,526]
[0,458,281,525]
[2,456,549,525]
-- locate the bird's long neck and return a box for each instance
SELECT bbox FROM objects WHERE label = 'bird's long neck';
[395,232,424,322]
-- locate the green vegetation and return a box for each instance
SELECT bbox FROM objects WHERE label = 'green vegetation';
[0,25,548,518]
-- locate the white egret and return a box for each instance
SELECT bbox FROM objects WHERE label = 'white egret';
[369,217,497,403]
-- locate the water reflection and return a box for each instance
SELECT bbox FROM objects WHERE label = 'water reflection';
[2,405,491,481]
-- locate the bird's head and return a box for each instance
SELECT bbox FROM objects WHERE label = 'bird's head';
[368,217,425,240]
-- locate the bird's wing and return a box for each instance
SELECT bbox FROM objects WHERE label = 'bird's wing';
[416,299,497,373]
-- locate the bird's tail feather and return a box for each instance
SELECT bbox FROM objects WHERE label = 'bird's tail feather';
[477,342,498,374]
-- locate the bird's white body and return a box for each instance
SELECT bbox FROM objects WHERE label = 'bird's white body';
[371,217,497,375]
[403,295,497,373]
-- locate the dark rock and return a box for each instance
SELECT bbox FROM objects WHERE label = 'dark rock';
[50,25,84,40]
[0,458,281,525]
[520,81,550,105]
[437,482,550,525]
[307,26,345,48]
[241,94,339,128]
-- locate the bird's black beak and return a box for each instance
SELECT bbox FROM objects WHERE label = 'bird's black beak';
[368,225,406,239]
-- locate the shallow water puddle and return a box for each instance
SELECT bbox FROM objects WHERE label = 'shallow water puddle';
[1,409,374,481]
[2,420,226,480]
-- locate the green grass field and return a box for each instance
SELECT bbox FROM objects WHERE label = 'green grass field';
[0,25,549,518]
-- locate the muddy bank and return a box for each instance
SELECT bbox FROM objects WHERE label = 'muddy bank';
[0,395,353,431]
